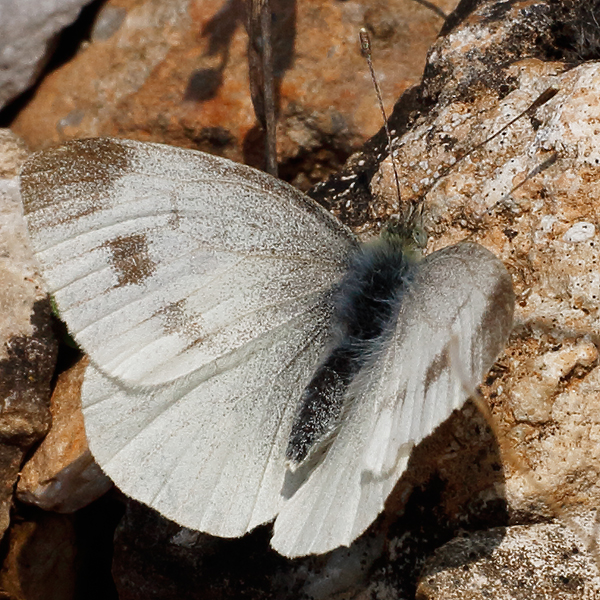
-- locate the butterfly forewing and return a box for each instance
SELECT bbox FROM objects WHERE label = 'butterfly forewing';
[271,243,514,557]
[21,138,356,386]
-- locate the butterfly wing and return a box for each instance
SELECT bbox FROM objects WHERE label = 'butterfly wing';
[271,242,514,557]
[81,301,334,535]
[21,138,357,536]
[21,138,355,386]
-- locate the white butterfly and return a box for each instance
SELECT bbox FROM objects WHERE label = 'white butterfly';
[20,137,514,557]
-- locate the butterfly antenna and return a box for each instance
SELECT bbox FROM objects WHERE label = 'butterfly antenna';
[359,29,404,214]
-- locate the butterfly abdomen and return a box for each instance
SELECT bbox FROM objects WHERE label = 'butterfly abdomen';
[286,237,420,467]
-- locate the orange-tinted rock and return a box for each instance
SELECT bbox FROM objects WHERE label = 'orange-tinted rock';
[18,357,112,514]
[11,0,457,188]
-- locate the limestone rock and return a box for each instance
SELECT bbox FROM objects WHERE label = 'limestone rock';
[373,30,600,543]
[322,0,600,543]
[0,130,57,540]
[311,0,600,595]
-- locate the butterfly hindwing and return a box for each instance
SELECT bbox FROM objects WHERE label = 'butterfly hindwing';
[271,242,514,557]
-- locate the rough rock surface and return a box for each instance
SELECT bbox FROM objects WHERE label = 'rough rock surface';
[0,130,57,540]
[417,522,600,599]
[0,0,95,110]
[9,0,457,188]
[360,4,600,543]
[17,357,112,513]
[5,0,600,598]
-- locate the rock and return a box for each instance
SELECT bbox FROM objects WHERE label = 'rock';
[0,0,96,110]
[510,340,597,425]
[0,511,77,600]
[10,0,457,188]
[17,357,113,514]
[0,130,57,540]
[417,522,600,599]
[7,0,600,598]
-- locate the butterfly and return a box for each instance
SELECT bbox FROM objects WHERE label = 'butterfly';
[20,136,514,557]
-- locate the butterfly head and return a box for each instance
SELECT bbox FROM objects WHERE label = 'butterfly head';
[381,202,427,259]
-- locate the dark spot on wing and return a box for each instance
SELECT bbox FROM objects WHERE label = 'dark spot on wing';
[423,345,450,398]
[157,299,205,341]
[21,138,132,219]
[103,233,155,287]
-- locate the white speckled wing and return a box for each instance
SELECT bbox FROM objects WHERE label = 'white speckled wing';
[21,138,355,387]
[20,137,356,538]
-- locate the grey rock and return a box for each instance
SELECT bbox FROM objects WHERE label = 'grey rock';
[0,0,95,109]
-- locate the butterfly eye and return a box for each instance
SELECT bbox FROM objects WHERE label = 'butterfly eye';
[412,226,428,249]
